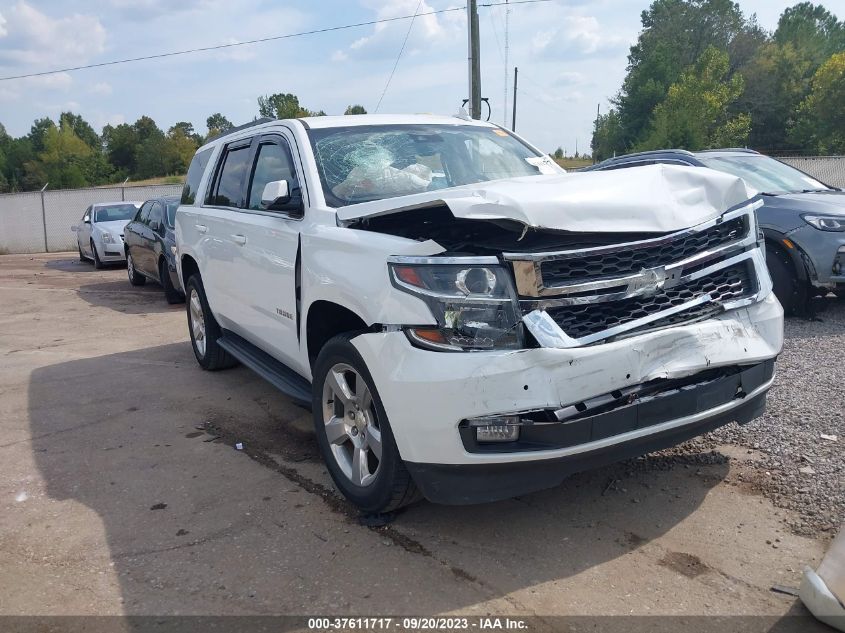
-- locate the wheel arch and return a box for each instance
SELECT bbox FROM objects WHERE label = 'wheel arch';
[180,254,200,288]
[762,228,812,284]
[305,300,370,368]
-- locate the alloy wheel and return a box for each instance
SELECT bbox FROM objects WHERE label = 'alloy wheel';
[189,288,206,358]
[321,363,382,487]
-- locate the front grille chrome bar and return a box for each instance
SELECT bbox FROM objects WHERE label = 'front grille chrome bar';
[506,200,762,299]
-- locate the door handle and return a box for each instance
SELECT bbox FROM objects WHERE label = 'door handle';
[231,234,247,246]
[195,224,208,233]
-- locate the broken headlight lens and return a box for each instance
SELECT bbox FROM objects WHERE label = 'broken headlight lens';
[389,259,522,351]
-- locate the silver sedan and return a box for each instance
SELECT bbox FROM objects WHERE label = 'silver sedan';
[72,202,141,268]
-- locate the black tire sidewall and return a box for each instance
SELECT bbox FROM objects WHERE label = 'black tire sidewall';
[766,245,799,314]
[312,335,405,513]
[91,241,103,269]
[186,276,213,368]
[127,252,145,286]
[160,260,182,303]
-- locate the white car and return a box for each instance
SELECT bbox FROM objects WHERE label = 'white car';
[72,202,141,268]
[175,114,783,512]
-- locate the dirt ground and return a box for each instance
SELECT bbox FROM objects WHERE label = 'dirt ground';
[0,253,836,628]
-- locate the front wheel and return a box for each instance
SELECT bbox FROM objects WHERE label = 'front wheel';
[312,333,420,513]
[91,240,104,270]
[766,245,806,315]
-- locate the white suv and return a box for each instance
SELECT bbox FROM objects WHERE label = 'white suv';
[175,114,783,513]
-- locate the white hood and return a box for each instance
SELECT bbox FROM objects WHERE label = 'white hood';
[337,164,756,233]
[95,220,130,235]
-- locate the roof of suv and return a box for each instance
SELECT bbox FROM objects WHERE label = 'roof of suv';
[300,113,495,129]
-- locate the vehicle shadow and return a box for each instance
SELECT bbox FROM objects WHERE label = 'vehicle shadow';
[27,343,748,621]
[44,257,126,273]
[76,279,177,314]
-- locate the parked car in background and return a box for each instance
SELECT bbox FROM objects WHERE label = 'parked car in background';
[123,195,184,303]
[585,149,845,314]
[174,114,782,513]
[72,202,141,269]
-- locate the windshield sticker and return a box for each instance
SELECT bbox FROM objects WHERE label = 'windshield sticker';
[492,129,509,137]
[525,156,557,174]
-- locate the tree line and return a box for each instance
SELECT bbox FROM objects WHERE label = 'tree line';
[0,96,368,193]
[591,1,845,161]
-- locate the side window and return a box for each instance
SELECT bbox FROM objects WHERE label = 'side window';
[247,140,299,211]
[181,147,214,205]
[138,202,153,224]
[207,142,252,208]
[149,202,164,228]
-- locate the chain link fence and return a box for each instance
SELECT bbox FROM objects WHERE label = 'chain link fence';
[778,156,845,189]
[0,183,182,254]
[2,158,845,254]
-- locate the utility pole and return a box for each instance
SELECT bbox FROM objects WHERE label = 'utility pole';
[503,0,509,126]
[511,66,518,131]
[467,0,481,119]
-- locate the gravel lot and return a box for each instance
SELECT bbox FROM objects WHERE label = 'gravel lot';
[701,297,845,537]
[0,253,839,625]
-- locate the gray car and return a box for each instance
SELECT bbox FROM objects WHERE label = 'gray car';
[586,149,845,314]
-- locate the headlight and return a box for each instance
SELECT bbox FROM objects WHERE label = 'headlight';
[802,214,845,232]
[388,257,522,351]
[100,232,116,244]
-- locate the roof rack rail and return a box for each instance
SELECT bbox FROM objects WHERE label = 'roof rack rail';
[207,117,275,142]
[696,147,760,154]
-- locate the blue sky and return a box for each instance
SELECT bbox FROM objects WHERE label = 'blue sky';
[0,0,841,153]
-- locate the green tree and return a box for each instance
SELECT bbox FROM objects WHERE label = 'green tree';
[638,46,750,150]
[792,52,845,152]
[32,124,93,189]
[613,0,753,151]
[169,121,203,146]
[775,2,845,68]
[205,113,233,139]
[103,123,139,174]
[344,104,367,115]
[28,118,56,154]
[59,112,100,150]
[553,147,564,159]
[591,109,626,160]
[258,93,325,119]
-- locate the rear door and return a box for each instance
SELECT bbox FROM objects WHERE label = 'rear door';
[143,202,165,275]
[78,207,93,255]
[125,203,150,270]
[200,137,256,330]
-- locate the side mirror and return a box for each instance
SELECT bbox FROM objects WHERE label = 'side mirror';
[151,220,163,233]
[261,180,291,208]
[84,218,91,224]
[71,225,79,232]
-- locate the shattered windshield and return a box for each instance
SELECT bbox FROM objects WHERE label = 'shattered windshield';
[306,124,550,207]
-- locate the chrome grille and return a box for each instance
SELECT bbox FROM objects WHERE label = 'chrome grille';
[507,202,765,348]
[545,262,755,340]
[539,216,747,286]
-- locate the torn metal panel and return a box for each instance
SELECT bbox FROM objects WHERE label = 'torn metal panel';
[337,164,756,234]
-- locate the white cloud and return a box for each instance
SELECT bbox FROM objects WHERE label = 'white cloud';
[90,82,113,95]
[339,0,464,60]
[531,15,625,58]
[0,11,7,37]
[331,50,348,62]
[0,2,106,70]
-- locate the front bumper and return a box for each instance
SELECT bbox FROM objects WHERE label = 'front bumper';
[96,238,126,261]
[352,294,783,502]
[785,224,845,285]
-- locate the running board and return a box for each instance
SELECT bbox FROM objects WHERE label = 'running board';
[218,331,312,408]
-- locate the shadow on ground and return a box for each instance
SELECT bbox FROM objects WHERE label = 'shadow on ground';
[26,342,737,618]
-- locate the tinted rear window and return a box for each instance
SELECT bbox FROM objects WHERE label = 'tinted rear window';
[181,147,214,205]
[208,144,252,207]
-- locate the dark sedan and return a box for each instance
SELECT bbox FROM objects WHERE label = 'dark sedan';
[124,195,184,303]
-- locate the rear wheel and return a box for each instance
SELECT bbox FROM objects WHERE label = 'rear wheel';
[312,333,420,513]
[185,275,236,370]
[127,251,146,286]
[160,259,183,304]
[766,244,806,315]
[91,240,104,270]
[78,240,86,262]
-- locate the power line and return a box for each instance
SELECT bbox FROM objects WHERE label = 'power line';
[0,0,552,82]
[375,0,423,113]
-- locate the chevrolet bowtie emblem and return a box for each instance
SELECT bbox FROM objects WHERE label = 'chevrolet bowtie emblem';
[627,267,669,297]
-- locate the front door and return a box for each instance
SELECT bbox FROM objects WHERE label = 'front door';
[229,132,305,369]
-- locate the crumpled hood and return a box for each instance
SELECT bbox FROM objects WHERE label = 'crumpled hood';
[95,220,130,236]
[337,164,756,233]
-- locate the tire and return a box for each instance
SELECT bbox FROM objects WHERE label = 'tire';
[312,333,420,513]
[185,274,237,370]
[160,259,183,304]
[91,240,104,270]
[78,241,86,262]
[127,251,146,286]
[766,244,807,315]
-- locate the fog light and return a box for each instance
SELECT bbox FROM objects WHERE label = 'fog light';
[472,415,521,443]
